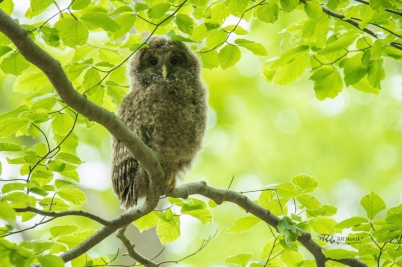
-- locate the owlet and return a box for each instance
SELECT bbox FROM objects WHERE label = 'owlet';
[111,37,208,209]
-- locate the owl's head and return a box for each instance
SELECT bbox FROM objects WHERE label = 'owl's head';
[128,36,200,87]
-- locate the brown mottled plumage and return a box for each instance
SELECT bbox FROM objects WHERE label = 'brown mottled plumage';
[111,37,208,210]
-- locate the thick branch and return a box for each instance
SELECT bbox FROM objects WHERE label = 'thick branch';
[169,181,368,267]
[14,207,112,226]
[0,9,165,194]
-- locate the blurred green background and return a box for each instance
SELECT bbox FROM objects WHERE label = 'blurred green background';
[1,4,402,267]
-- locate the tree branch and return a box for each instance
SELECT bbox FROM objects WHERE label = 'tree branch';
[168,181,369,267]
[14,206,112,226]
[116,226,159,267]
[321,6,402,51]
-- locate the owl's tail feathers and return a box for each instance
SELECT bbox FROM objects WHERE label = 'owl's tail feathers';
[112,157,148,210]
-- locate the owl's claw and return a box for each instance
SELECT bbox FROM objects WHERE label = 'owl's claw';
[166,173,176,192]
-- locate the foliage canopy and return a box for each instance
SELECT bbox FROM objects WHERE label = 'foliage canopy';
[0,0,402,266]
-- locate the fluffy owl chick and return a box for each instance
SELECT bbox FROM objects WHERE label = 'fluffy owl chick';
[111,37,208,209]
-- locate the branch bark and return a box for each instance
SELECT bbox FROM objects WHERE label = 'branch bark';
[14,207,112,226]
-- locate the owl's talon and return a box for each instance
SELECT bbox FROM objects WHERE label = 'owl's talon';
[166,174,176,189]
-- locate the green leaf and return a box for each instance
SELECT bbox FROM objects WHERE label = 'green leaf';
[0,143,24,151]
[0,0,14,15]
[106,83,126,106]
[206,29,228,48]
[272,46,310,85]
[31,94,57,111]
[57,230,94,248]
[275,182,302,198]
[304,0,322,19]
[56,152,82,165]
[360,191,386,220]
[175,14,194,35]
[148,3,171,19]
[227,215,261,234]
[235,38,267,56]
[51,113,74,136]
[21,212,36,222]
[262,238,283,261]
[0,118,28,137]
[310,217,337,234]
[110,6,133,15]
[318,34,358,55]
[55,179,75,189]
[367,59,385,89]
[297,194,322,210]
[190,0,209,6]
[385,212,402,226]
[323,249,357,260]
[326,0,340,10]
[352,78,380,95]
[30,0,52,13]
[83,67,101,92]
[225,253,252,267]
[2,183,25,194]
[292,174,318,192]
[371,39,385,60]
[199,49,219,69]
[278,216,299,245]
[0,105,29,121]
[156,209,180,244]
[39,255,64,267]
[310,67,343,100]
[256,2,279,23]
[0,46,12,57]
[57,188,87,205]
[226,0,249,17]
[13,71,51,93]
[224,25,248,35]
[218,45,241,69]
[281,0,299,13]
[55,17,88,47]
[49,224,79,238]
[81,12,121,32]
[335,216,368,229]
[0,201,16,223]
[190,24,209,42]
[0,52,30,76]
[108,14,136,40]
[181,201,212,225]
[280,250,304,267]
[133,211,160,232]
[209,2,230,24]
[71,0,91,10]
[135,3,149,12]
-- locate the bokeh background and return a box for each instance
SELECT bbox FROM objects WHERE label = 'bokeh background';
[1,1,402,266]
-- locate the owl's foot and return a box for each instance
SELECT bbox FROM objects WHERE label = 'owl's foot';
[166,173,176,191]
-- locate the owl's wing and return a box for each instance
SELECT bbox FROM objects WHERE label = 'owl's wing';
[111,123,154,209]
[111,142,139,206]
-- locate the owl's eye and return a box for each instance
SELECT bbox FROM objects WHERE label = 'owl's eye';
[149,59,158,65]
[170,57,179,65]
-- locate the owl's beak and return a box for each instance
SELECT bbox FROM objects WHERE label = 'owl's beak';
[162,64,168,79]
